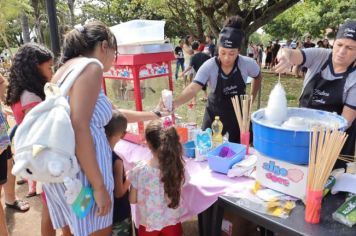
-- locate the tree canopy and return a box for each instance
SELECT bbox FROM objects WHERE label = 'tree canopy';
[264,0,356,40]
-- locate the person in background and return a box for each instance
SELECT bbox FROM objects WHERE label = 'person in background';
[323,38,331,49]
[257,44,264,68]
[317,40,323,48]
[174,39,185,81]
[181,41,211,102]
[5,43,68,236]
[198,39,205,52]
[204,35,216,57]
[173,15,262,143]
[293,41,304,78]
[247,42,254,58]
[128,120,186,236]
[0,74,30,215]
[276,20,356,163]
[105,111,131,236]
[0,74,12,236]
[271,39,280,67]
[303,36,315,48]
[264,41,273,69]
[182,35,194,87]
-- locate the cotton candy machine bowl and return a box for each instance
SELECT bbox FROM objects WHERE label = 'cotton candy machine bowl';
[251,108,348,164]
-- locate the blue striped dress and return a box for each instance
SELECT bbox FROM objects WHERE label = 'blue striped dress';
[43,67,114,235]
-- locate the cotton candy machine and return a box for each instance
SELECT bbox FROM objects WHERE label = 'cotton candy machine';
[251,107,348,164]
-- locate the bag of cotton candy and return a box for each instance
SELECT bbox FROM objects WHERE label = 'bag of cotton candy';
[265,82,288,125]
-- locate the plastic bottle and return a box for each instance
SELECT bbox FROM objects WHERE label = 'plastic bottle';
[211,116,223,147]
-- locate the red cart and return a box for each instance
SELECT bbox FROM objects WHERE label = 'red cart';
[102,51,175,142]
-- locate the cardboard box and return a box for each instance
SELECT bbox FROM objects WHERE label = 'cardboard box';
[255,151,308,200]
[221,210,259,236]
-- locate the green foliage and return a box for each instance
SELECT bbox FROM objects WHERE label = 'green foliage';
[264,0,356,39]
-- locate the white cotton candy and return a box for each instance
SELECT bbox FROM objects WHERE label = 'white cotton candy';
[161,89,173,112]
[265,82,288,125]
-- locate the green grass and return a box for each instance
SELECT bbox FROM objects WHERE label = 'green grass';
[105,64,304,127]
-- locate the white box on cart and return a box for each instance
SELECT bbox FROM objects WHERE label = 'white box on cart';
[255,151,308,200]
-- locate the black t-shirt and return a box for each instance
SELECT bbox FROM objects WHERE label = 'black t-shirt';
[175,46,184,59]
[272,43,280,56]
[190,52,211,72]
[303,42,315,48]
[112,152,131,223]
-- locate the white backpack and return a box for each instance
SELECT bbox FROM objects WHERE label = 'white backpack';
[12,58,102,183]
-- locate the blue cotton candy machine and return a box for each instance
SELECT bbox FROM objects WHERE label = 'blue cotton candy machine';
[251,107,348,165]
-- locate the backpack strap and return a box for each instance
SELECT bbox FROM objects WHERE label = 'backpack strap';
[58,58,104,96]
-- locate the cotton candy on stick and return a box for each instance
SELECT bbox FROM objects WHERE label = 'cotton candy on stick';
[265,76,288,125]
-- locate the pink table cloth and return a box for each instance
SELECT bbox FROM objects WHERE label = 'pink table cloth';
[115,140,254,225]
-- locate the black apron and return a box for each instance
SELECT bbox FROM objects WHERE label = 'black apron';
[299,55,355,158]
[202,57,246,143]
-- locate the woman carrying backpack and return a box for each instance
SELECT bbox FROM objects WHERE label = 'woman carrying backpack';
[5,43,72,236]
[45,21,168,236]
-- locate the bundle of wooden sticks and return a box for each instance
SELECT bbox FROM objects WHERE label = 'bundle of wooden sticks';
[308,128,348,191]
[231,95,253,133]
[306,127,348,223]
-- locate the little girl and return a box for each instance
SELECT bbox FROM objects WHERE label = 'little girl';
[128,120,186,236]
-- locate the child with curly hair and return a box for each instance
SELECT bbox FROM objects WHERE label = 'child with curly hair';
[128,120,186,236]
[5,43,71,236]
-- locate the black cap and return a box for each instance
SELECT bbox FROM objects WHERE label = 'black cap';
[336,20,356,41]
[219,27,245,49]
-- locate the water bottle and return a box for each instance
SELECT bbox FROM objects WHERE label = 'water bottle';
[211,116,223,147]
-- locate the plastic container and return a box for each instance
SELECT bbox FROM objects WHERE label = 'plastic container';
[206,142,246,174]
[183,141,195,158]
[110,20,165,45]
[251,107,347,164]
[212,116,223,147]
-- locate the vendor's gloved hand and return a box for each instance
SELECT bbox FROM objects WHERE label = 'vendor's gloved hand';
[275,49,292,73]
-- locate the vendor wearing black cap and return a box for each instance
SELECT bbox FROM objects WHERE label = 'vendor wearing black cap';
[173,15,262,143]
[276,20,356,156]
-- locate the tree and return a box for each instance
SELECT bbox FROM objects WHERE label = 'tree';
[264,0,356,40]
[194,0,300,48]
[0,0,31,56]
[21,11,31,43]
[67,0,75,27]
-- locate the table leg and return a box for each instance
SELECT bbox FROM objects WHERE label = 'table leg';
[198,205,215,236]
[259,227,274,236]
[211,201,224,236]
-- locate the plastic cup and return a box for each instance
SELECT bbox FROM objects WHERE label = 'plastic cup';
[240,132,250,154]
[176,127,188,143]
[305,189,323,224]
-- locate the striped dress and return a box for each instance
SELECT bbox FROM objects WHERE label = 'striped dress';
[43,60,114,235]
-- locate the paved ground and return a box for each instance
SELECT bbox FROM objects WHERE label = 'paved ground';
[1,182,198,236]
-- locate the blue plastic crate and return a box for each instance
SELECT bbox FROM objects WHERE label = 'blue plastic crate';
[183,141,195,158]
[251,107,347,164]
[206,142,246,174]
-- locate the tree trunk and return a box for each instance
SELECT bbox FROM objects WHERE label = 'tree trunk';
[67,0,75,27]
[21,11,31,43]
[31,0,43,43]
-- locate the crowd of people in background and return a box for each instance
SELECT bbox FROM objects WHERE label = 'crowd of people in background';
[174,34,334,83]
